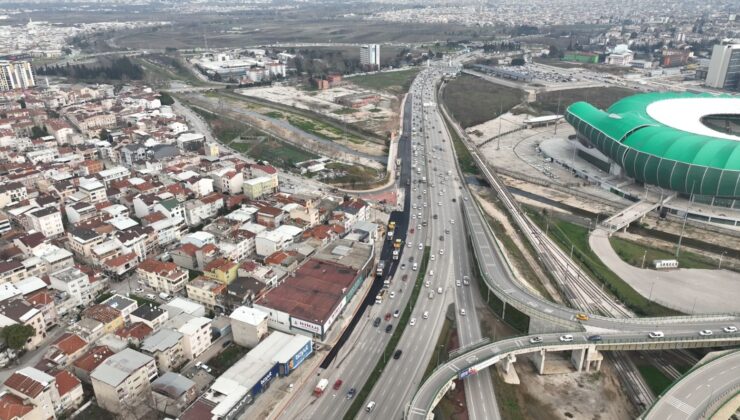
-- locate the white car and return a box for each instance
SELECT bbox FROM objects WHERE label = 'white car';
[423,202,428,207]
[439,249,444,255]
[425,281,431,288]
[456,280,461,287]
[390,292,395,299]
[410,318,416,326]
[407,242,412,248]
[418,243,423,250]
[437,287,443,294]
[438,202,442,206]
[423,311,429,319]
[429,270,434,276]
[450,219,455,224]
[529,336,543,344]
[459,308,466,316]
[559,335,574,342]
[723,326,738,333]
[648,331,664,339]
[699,329,713,336]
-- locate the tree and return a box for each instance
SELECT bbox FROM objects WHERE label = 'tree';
[30,126,48,139]
[159,91,175,106]
[99,128,110,140]
[511,58,526,66]
[0,325,35,350]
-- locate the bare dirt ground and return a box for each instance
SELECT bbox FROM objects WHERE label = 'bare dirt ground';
[511,355,635,420]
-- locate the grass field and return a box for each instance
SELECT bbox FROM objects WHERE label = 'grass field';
[609,236,717,270]
[531,86,635,115]
[636,365,674,396]
[442,109,480,176]
[526,207,681,317]
[349,68,421,95]
[210,344,249,376]
[323,162,386,188]
[442,74,524,128]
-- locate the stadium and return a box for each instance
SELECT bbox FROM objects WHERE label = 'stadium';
[565,92,740,204]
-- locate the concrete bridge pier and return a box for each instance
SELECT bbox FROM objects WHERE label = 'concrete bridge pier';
[531,349,546,374]
[502,353,517,374]
[571,346,603,372]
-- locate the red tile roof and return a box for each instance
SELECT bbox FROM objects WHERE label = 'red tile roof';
[53,370,80,397]
[82,304,121,324]
[0,393,34,420]
[104,252,138,268]
[53,333,87,356]
[26,291,53,306]
[72,346,114,373]
[204,258,236,273]
[4,372,45,398]
[115,322,153,341]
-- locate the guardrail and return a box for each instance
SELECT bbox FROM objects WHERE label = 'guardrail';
[409,334,740,419]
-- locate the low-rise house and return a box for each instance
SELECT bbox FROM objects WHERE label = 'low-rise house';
[3,367,60,419]
[0,299,46,350]
[44,333,87,366]
[202,258,238,284]
[151,372,197,417]
[101,294,138,321]
[53,370,84,413]
[165,313,211,360]
[186,277,226,311]
[81,304,124,334]
[72,345,115,384]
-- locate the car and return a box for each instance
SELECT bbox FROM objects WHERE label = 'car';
[423,311,429,319]
[407,242,412,248]
[385,324,393,333]
[411,214,416,220]
[430,255,435,261]
[463,276,470,286]
[452,198,457,202]
[195,361,203,368]
[135,288,143,293]
[437,287,443,294]
[587,335,602,342]
[373,317,381,327]
[384,312,392,321]
[400,264,406,270]
[410,318,416,326]
[423,202,428,207]
[438,202,442,206]
[425,281,431,288]
[393,309,400,318]
[439,249,444,255]
[723,326,738,333]
[222,340,232,348]
[529,336,543,344]
[202,364,212,373]
[393,350,403,360]
[418,243,423,250]
[390,292,396,299]
[575,313,590,321]
[459,308,466,316]
[450,219,455,224]
[433,214,438,219]
[699,329,713,336]
[648,331,664,339]
[445,229,450,234]
[410,228,415,234]
[347,387,356,399]
[333,379,343,390]
[559,335,574,342]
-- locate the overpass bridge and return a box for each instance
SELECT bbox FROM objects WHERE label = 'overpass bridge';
[404,72,740,419]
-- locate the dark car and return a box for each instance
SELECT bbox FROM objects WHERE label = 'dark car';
[373,317,381,327]
[385,324,393,333]
[221,340,232,348]
[393,350,403,359]
[439,235,444,241]
[346,387,356,399]
[452,198,457,202]
[587,335,603,342]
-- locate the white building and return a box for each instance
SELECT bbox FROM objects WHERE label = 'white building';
[0,60,36,91]
[360,44,381,68]
[706,40,740,90]
[254,225,302,257]
[50,266,94,309]
[26,207,64,238]
[230,306,268,348]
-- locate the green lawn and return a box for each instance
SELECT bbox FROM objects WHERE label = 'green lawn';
[442,110,480,176]
[637,365,674,396]
[526,208,680,317]
[286,115,364,144]
[609,236,717,270]
[442,74,524,128]
[531,86,635,115]
[324,162,386,189]
[209,344,249,376]
[350,68,421,95]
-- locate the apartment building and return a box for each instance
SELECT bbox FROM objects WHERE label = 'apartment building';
[130,304,169,331]
[0,60,36,91]
[49,266,94,308]
[141,329,185,373]
[3,367,60,419]
[186,277,226,311]
[0,299,46,350]
[166,313,211,360]
[90,349,158,415]
[25,207,63,238]
[136,259,187,295]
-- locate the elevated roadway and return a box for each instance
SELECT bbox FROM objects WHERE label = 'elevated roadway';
[405,59,740,419]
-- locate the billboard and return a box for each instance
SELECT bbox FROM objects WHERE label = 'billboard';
[291,317,322,335]
[251,364,279,395]
[289,340,313,372]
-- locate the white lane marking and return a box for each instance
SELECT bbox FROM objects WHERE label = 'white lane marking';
[665,395,695,415]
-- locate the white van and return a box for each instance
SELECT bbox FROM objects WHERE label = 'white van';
[412,263,418,271]
[366,401,376,412]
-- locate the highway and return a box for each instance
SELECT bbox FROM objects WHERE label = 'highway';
[363,66,499,420]
[276,92,423,420]
[404,57,740,418]
[642,350,740,420]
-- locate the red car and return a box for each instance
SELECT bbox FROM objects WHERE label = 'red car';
[409,228,415,234]
[333,379,343,390]
[384,312,392,321]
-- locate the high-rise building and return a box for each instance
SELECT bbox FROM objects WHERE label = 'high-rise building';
[360,44,380,68]
[0,60,36,91]
[705,40,740,91]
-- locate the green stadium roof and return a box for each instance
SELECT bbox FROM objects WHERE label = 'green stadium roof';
[565,92,740,198]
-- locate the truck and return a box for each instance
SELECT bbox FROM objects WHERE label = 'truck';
[314,379,329,396]
[376,260,386,277]
[392,239,403,260]
[387,221,396,240]
[158,292,170,301]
